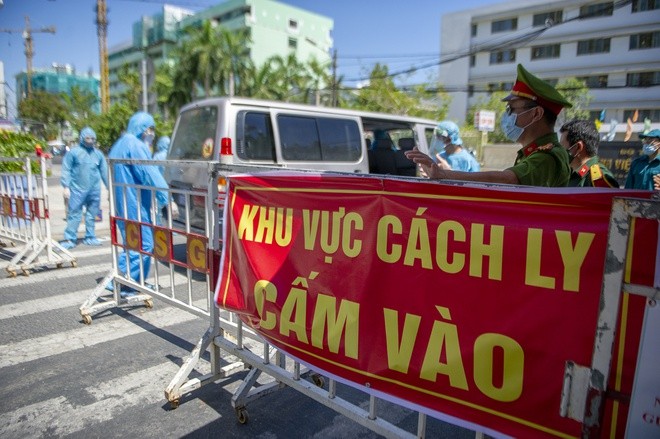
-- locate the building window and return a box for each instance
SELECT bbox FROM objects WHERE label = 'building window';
[468,84,474,98]
[626,71,660,86]
[470,55,475,67]
[471,24,477,37]
[577,38,611,55]
[288,37,297,49]
[288,19,298,30]
[491,18,517,33]
[533,10,563,27]
[531,44,561,60]
[630,31,660,49]
[579,2,614,18]
[623,109,660,122]
[632,0,659,12]
[489,49,516,64]
[487,82,513,91]
[589,110,603,121]
[543,78,558,86]
[577,75,609,88]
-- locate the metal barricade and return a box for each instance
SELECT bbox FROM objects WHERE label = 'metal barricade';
[79,159,218,324]
[162,162,444,438]
[0,156,76,276]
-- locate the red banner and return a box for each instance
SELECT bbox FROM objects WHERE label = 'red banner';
[215,173,655,438]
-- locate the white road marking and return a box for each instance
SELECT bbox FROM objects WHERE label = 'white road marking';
[0,362,184,438]
[0,271,195,320]
[0,306,198,368]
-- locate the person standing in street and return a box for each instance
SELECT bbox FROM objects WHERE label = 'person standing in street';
[625,129,660,190]
[559,119,619,188]
[59,127,108,249]
[152,136,170,175]
[432,120,480,172]
[107,112,169,291]
[406,64,571,187]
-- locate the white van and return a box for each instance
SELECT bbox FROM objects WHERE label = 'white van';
[166,97,439,228]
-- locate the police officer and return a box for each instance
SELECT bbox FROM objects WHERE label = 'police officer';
[406,64,571,187]
[559,119,618,188]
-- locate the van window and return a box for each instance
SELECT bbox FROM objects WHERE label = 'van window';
[170,106,218,160]
[278,115,361,162]
[238,111,276,161]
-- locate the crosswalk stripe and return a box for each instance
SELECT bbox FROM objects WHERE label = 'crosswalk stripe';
[0,271,195,320]
[0,362,187,438]
[0,262,111,289]
[0,306,198,368]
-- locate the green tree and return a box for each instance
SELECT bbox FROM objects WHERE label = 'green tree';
[62,86,99,131]
[17,91,69,140]
[0,131,44,174]
[556,77,592,127]
[117,64,143,110]
[91,102,135,153]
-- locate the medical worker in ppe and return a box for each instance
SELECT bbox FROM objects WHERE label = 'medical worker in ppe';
[152,136,170,175]
[433,121,480,172]
[60,127,109,249]
[107,112,169,290]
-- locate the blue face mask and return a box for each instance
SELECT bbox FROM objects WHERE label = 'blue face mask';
[500,107,535,142]
[642,143,658,156]
[142,134,155,147]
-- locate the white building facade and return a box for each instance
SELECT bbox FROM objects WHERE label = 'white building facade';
[440,0,660,135]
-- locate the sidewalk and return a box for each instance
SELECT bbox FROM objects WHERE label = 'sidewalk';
[47,163,111,242]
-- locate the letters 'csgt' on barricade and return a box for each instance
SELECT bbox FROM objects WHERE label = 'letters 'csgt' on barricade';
[0,156,76,276]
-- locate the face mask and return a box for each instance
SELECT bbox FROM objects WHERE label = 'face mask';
[566,143,578,160]
[83,141,95,148]
[142,134,155,147]
[500,107,535,142]
[642,143,658,156]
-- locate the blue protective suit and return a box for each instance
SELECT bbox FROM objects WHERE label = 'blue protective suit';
[152,136,170,175]
[61,127,109,241]
[108,112,169,283]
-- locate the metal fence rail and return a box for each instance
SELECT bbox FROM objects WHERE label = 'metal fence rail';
[0,156,76,276]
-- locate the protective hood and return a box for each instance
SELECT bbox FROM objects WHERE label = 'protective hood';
[79,127,96,146]
[127,112,155,138]
[156,136,170,153]
[435,120,463,146]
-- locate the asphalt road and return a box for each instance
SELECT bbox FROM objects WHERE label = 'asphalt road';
[0,166,477,438]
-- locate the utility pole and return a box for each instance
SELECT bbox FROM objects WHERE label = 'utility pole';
[0,16,56,98]
[96,0,110,113]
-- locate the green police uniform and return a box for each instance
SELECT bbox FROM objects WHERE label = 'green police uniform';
[507,133,571,187]
[568,156,619,188]
[502,65,573,187]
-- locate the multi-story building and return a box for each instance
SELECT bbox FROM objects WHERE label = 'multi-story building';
[0,61,7,119]
[108,4,194,111]
[15,63,101,113]
[108,0,333,115]
[440,0,660,137]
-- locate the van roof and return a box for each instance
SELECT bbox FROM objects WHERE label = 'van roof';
[179,96,440,126]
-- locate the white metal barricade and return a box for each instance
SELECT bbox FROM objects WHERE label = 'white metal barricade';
[79,159,218,324]
[161,162,461,439]
[0,156,76,276]
[560,196,660,437]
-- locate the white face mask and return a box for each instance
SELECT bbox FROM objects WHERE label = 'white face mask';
[642,142,659,156]
[142,134,155,147]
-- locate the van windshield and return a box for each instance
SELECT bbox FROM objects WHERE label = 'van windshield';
[169,106,218,160]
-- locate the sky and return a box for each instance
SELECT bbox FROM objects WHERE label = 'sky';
[0,0,499,119]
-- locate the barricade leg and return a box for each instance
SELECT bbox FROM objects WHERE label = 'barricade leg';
[79,270,153,325]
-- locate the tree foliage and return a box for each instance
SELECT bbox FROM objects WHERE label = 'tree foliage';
[0,130,44,173]
[17,91,69,140]
[556,77,592,127]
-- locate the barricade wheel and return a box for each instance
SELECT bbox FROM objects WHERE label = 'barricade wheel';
[21,268,30,276]
[82,315,92,325]
[312,374,325,388]
[56,263,63,268]
[71,261,78,267]
[236,407,249,424]
[144,299,154,309]
[6,269,17,278]
[169,399,180,409]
